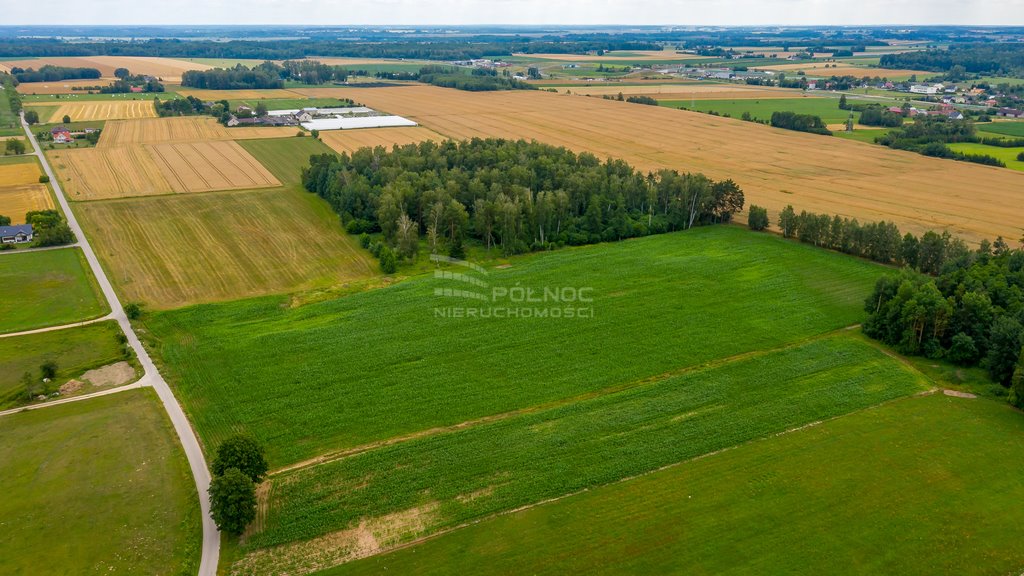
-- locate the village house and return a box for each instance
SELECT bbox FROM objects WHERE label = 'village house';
[996,108,1024,118]
[0,224,33,244]
[50,126,72,144]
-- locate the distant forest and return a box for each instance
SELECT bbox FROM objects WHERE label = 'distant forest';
[880,44,1024,77]
[10,65,100,83]
[302,138,744,258]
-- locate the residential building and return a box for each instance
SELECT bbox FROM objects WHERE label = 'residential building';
[0,224,33,244]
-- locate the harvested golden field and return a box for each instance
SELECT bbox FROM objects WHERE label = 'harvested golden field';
[148,141,279,193]
[319,85,1024,244]
[227,127,300,140]
[176,88,306,101]
[28,100,157,123]
[0,185,53,222]
[318,126,446,154]
[522,50,702,61]
[99,117,230,147]
[556,83,807,100]
[76,187,375,309]
[48,141,278,200]
[48,147,171,200]
[755,62,930,79]
[15,79,113,95]
[0,56,211,82]
[0,162,42,186]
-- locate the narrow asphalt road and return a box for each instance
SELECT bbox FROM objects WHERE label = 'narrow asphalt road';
[21,114,220,575]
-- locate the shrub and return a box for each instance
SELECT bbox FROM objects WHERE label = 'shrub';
[38,174,49,183]
[208,468,257,535]
[123,302,143,319]
[747,205,769,231]
[40,360,58,380]
[358,233,371,249]
[379,245,398,274]
[947,333,979,365]
[62,114,71,124]
[1018,151,1024,162]
[212,435,269,483]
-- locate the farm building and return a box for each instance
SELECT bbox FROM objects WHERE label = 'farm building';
[0,224,33,244]
[301,115,418,131]
[996,108,1024,118]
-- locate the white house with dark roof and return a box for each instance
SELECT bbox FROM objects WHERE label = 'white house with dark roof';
[0,224,33,244]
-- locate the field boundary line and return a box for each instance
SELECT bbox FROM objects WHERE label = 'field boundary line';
[271,324,865,477]
[0,312,113,338]
[0,380,143,418]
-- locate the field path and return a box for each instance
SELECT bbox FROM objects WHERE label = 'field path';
[20,112,220,576]
[0,311,112,338]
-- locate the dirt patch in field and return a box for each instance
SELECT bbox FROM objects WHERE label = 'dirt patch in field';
[80,361,135,387]
[943,389,977,399]
[58,379,84,394]
[232,502,440,576]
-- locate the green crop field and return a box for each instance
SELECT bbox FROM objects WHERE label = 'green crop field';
[977,121,1024,138]
[661,97,858,124]
[332,393,1024,576]
[234,334,926,573]
[142,226,887,468]
[0,320,134,409]
[947,142,1024,171]
[237,136,336,185]
[0,248,108,333]
[835,127,890,144]
[0,389,201,574]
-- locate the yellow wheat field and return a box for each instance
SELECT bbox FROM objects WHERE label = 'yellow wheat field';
[555,83,809,100]
[307,85,1024,244]
[753,62,930,79]
[0,184,54,223]
[318,127,446,155]
[28,100,158,123]
[0,56,212,82]
[48,141,278,200]
[99,117,231,147]
[0,162,42,186]
[176,88,307,101]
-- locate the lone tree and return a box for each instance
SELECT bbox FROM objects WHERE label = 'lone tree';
[212,435,269,483]
[24,110,39,125]
[208,468,257,535]
[62,114,71,124]
[747,205,769,231]
[40,360,58,380]
[5,139,25,155]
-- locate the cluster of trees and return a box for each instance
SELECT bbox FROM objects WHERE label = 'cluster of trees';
[600,93,658,105]
[4,138,25,155]
[208,436,267,535]
[876,116,1005,166]
[858,104,904,127]
[154,95,214,117]
[11,65,101,83]
[765,204,978,273]
[880,44,1024,77]
[302,138,744,264]
[25,210,75,247]
[863,246,1024,402]
[769,111,831,135]
[181,64,284,90]
[413,66,535,92]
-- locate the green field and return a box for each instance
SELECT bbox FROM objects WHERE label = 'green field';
[948,142,1024,171]
[834,127,890,144]
[333,393,1024,576]
[237,136,336,185]
[977,121,1024,138]
[143,226,887,468]
[0,248,109,333]
[238,333,925,571]
[0,389,201,574]
[975,76,1024,87]
[660,97,858,124]
[0,321,135,408]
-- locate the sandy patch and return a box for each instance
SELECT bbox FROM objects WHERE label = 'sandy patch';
[80,361,135,387]
[58,379,84,394]
[231,502,439,576]
[943,389,977,399]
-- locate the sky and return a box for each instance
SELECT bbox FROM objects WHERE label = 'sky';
[6,0,1024,26]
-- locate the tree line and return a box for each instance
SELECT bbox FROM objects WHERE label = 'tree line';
[879,44,1024,77]
[302,138,744,264]
[377,66,536,92]
[181,64,284,90]
[769,111,831,135]
[748,203,1024,407]
[11,65,101,83]
[876,116,1006,167]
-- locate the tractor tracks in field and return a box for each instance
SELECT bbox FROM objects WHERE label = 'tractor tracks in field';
[271,323,867,477]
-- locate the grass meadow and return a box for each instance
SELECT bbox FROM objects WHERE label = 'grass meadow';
[0,248,108,333]
[142,226,888,468]
[661,97,858,124]
[0,389,201,574]
[237,135,336,185]
[333,393,1024,576]
[977,121,1024,138]
[0,321,133,409]
[947,142,1024,171]
[239,333,926,569]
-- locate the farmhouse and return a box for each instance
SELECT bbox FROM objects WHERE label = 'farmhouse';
[0,224,33,244]
[909,83,944,95]
[51,126,73,144]
[996,108,1024,118]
